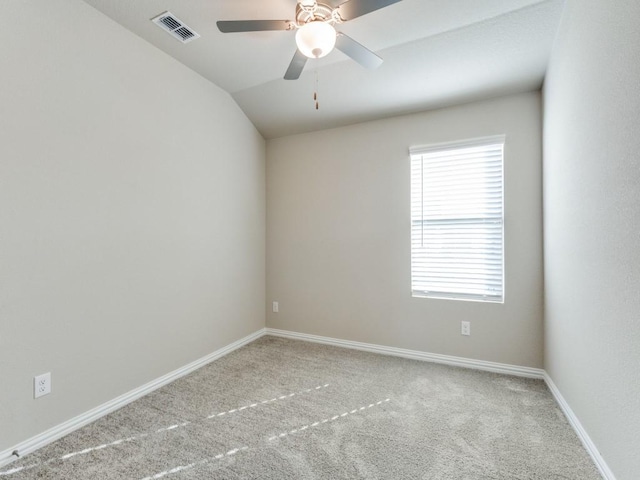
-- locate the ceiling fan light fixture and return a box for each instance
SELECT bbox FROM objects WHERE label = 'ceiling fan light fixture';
[295,21,336,59]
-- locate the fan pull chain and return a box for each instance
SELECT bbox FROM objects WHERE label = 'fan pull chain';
[314,70,319,110]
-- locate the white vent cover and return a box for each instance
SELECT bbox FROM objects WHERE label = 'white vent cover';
[152,12,200,43]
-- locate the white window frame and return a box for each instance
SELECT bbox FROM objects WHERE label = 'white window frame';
[409,135,505,303]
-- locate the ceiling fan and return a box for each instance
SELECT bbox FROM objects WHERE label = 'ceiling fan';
[217,0,402,80]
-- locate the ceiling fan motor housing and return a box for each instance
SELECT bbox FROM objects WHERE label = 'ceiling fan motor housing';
[295,2,340,26]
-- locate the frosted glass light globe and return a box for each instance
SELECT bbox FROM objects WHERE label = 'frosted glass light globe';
[295,21,336,59]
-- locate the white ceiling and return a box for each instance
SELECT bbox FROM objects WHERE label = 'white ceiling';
[83,0,565,138]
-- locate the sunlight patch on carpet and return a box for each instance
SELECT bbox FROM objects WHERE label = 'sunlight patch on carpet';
[268,398,391,441]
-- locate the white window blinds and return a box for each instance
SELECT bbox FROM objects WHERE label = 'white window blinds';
[410,136,505,302]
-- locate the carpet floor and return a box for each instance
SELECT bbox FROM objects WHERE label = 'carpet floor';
[1,336,601,479]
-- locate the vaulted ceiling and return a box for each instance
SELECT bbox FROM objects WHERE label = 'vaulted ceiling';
[83,0,565,138]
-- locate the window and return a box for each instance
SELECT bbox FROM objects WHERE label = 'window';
[410,136,505,302]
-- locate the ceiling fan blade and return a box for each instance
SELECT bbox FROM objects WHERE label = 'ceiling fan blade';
[216,20,293,33]
[336,33,383,69]
[335,0,402,21]
[284,50,308,80]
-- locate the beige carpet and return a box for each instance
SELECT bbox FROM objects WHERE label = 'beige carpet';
[0,336,601,479]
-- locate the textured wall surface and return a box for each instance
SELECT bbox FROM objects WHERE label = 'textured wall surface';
[543,0,640,478]
[0,0,265,452]
[267,92,544,368]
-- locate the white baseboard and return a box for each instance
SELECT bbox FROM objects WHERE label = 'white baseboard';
[0,328,266,468]
[544,373,616,480]
[265,328,545,379]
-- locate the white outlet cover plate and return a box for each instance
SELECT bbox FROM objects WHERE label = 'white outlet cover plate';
[461,321,471,336]
[34,372,51,398]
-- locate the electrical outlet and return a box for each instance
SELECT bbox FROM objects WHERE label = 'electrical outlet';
[272,301,279,313]
[34,372,51,398]
[461,321,471,336]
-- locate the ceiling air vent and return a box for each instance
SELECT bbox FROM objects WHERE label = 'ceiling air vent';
[151,12,200,44]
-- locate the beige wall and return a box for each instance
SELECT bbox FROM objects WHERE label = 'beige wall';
[0,1,265,452]
[543,1,640,478]
[267,92,543,368]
